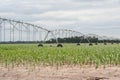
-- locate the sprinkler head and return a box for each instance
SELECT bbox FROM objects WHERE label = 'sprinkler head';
[89,43,93,46]
[104,42,107,45]
[77,43,80,46]
[38,43,43,47]
[57,44,63,47]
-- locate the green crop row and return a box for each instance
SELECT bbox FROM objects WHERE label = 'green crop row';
[0,43,120,68]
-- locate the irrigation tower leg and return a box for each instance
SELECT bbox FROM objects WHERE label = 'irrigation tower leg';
[0,22,2,42]
[77,36,84,46]
[3,22,5,41]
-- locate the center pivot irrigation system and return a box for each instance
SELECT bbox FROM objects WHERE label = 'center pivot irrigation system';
[0,17,119,47]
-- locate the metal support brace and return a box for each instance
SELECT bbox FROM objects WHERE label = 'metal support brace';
[43,31,50,43]
[3,21,5,41]
[10,22,17,42]
[0,21,2,42]
[51,31,58,44]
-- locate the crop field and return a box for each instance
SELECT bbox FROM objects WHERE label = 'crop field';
[0,43,120,68]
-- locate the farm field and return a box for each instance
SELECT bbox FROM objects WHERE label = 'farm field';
[0,43,120,67]
[0,43,120,80]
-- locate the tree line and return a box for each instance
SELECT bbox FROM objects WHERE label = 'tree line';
[46,37,120,43]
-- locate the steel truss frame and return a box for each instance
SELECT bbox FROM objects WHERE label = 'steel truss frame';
[0,17,119,44]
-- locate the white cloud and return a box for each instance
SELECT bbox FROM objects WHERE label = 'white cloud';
[0,0,120,38]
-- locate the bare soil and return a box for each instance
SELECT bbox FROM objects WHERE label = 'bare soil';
[0,65,120,80]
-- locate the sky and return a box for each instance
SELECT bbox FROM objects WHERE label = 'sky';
[0,0,120,38]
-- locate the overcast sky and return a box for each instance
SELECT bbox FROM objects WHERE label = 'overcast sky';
[0,0,120,38]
